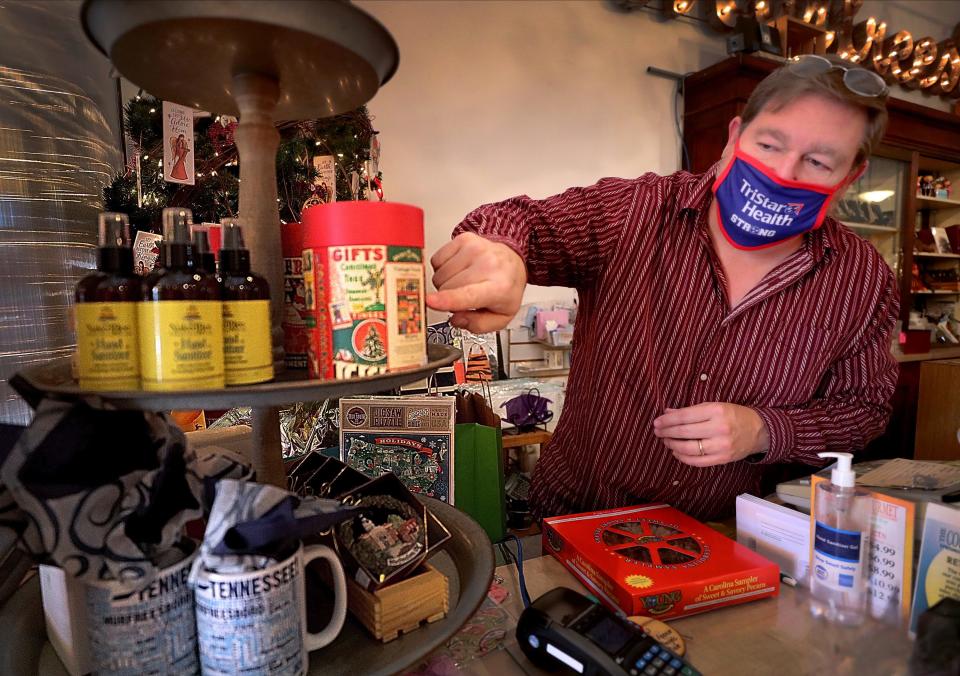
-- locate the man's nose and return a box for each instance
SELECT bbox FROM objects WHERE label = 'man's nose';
[771,154,804,182]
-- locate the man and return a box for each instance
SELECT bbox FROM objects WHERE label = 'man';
[426,56,899,522]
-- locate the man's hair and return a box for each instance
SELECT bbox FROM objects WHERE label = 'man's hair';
[740,56,888,169]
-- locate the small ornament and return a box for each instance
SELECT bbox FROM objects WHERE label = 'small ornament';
[935,176,949,200]
[337,494,426,580]
[369,134,381,173]
[350,171,360,201]
[301,191,324,213]
[134,151,143,208]
[207,119,237,154]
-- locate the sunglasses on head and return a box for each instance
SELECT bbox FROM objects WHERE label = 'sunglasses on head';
[787,54,890,99]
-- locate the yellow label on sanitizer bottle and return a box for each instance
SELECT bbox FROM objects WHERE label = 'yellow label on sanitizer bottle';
[222,299,274,385]
[137,300,225,391]
[75,302,140,390]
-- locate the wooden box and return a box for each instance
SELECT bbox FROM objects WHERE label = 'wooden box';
[344,563,449,643]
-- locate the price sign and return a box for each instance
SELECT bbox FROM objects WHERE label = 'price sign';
[867,493,914,624]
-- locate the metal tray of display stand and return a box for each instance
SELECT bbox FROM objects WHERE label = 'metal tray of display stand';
[2,497,494,676]
[13,343,461,411]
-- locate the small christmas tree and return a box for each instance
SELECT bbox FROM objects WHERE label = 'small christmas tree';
[363,325,386,361]
[103,94,382,232]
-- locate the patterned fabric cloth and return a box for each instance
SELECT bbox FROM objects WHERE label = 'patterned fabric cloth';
[454,166,899,520]
[0,400,252,584]
[192,479,353,576]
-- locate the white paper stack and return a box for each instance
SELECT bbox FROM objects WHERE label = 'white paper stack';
[735,494,810,586]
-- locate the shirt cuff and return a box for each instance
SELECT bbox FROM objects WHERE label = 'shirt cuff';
[751,407,795,465]
[475,233,527,263]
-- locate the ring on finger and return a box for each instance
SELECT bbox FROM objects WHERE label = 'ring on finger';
[697,439,704,457]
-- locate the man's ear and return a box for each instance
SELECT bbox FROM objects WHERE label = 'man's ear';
[844,159,868,189]
[722,117,743,157]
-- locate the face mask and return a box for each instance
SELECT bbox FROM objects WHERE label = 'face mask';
[711,144,849,250]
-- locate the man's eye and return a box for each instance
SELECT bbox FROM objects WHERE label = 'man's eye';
[807,157,830,171]
[757,143,775,151]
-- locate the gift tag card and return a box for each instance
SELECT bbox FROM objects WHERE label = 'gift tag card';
[132,230,163,276]
[313,155,336,203]
[162,101,195,185]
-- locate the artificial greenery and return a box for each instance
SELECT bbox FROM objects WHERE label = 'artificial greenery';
[103,95,380,232]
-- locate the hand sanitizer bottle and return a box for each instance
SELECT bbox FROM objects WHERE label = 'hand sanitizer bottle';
[809,451,871,625]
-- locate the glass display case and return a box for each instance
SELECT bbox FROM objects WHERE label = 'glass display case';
[912,156,960,345]
[837,155,907,276]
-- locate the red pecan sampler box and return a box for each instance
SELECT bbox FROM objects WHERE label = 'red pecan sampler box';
[542,504,779,620]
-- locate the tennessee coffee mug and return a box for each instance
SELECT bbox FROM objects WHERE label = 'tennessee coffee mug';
[192,544,347,676]
[84,541,200,675]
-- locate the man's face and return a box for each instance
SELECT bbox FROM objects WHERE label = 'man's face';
[721,92,867,188]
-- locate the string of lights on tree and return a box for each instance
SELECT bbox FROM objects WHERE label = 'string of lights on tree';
[102,93,382,232]
[614,0,960,98]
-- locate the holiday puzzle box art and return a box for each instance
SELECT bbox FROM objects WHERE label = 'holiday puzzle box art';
[340,396,454,504]
[543,504,779,620]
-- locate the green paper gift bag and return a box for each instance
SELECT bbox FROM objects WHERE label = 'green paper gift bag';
[454,392,506,542]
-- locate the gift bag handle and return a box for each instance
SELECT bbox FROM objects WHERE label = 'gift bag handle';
[303,543,348,651]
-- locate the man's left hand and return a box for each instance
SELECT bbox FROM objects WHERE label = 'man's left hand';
[653,403,770,467]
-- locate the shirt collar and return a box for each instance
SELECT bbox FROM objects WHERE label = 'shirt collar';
[679,160,836,262]
[677,161,720,214]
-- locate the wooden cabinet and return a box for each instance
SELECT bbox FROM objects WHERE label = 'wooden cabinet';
[915,359,960,461]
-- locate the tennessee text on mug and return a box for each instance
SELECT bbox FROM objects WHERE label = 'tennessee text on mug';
[196,557,298,602]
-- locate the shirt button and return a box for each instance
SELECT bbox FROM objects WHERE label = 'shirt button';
[672,480,680,486]
[699,373,708,382]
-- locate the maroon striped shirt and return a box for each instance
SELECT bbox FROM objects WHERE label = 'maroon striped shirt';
[454,166,899,521]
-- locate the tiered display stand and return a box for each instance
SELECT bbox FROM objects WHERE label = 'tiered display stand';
[79,0,431,487]
[6,3,494,673]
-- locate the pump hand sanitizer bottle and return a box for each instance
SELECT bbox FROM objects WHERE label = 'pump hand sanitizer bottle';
[809,451,871,625]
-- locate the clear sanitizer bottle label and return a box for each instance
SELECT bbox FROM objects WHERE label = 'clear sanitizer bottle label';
[813,522,865,591]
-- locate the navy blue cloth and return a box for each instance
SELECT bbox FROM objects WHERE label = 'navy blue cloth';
[213,496,355,561]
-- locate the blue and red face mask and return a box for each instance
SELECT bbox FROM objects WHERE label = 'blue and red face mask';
[712,144,851,250]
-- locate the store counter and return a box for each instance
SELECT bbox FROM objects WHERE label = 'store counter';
[460,555,915,676]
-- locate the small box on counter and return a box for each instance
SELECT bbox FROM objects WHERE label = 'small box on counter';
[542,504,779,620]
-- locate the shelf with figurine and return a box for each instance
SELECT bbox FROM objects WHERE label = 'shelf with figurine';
[916,195,960,210]
[916,170,958,209]
[911,159,960,333]
[912,224,960,298]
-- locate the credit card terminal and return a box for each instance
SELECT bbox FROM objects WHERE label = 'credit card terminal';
[516,587,701,676]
